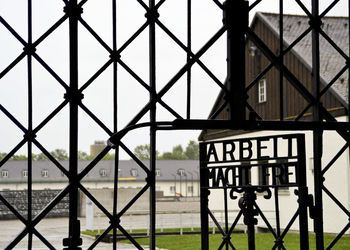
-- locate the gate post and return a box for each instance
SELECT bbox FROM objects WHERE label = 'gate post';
[63,0,83,249]
[297,134,309,249]
[223,0,248,122]
[200,143,209,250]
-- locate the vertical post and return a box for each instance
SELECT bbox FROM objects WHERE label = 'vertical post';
[148,0,157,249]
[27,0,33,248]
[186,0,192,119]
[279,0,285,120]
[64,0,83,249]
[223,0,248,122]
[297,135,309,249]
[311,1,324,249]
[112,0,119,249]
[200,143,209,250]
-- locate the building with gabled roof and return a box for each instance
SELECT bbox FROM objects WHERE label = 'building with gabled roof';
[0,160,199,197]
[200,12,349,234]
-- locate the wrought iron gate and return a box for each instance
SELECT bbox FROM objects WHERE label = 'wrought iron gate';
[199,134,309,249]
[1,0,350,249]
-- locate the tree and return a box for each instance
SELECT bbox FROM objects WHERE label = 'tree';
[50,149,69,161]
[133,144,159,160]
[78,151,92,161]
[33,152,49,161]
[11,154,27,161]
[184,140,199,160]
[160,145,187,160]
[0,152,7,161]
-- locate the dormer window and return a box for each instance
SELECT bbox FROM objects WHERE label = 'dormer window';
[1,170,8,178]
[177,169,186,177]
[100,169,107,177]
[41,170,49,178]
[156,169,161,177]
[23,170,28,178]
[130,169,138,177]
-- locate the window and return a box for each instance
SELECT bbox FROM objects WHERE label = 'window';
[100,169,107,177]
[258,79,266,103]
[41,170,49,178]
[177,169,185,177]
[170,186,176,193]
[1,170,8,178]
[156,169,161,177]
[130,169,138,177]
[22,170,28,178]
[188,186,193,193]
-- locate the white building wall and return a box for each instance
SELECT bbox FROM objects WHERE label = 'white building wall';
[207,116,350,234]
[0,179,200,198]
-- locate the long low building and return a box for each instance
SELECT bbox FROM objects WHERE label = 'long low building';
[0,160,200,197]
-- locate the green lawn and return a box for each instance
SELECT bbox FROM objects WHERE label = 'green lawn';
[117,233,350,249]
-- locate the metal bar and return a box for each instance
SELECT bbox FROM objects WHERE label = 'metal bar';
[171,119,350,131]
[33,100,69,133]
[155,19,228,93]
[0,139,27,168]
[322,142,349,175]
[119,142,151,175]
[117,21,149,54]
[200,142,209,250]
[325,222,350,250]
[224,189,229,250]
[321,0,341,17]
[78,146,111,179]
[5,186,71,249]
[248,0,262,11]
[66,0,81,248]
[0,16,27,45]
[87,224,113,250]
[79,17,113,53]
[78,184,113,219]
[33,15,68,47]
[207,208,226,235]
[274,187,281,250]
[224,0,248,121]
[32,139,69,176]
[297,135,309,249]
[311,1,324,248]
[112,0,118,248]
[279,0,284,121]
[32,53,69,89]
[79,59,113,92]
[126,26,227,128]
[118,183,150,217]
[118,225,143,250]
[322,185,350,217]
[27,0,33,247]
[0,52,27,80]
[186,0,192,119]
[254,203,277,238]
[79,102,113,135]
[148,0,157,247]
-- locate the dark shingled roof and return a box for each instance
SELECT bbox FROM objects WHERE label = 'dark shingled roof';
[0,160,199,182]
[257,12,349,105]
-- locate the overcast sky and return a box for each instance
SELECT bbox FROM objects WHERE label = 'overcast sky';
[0,0,348,159]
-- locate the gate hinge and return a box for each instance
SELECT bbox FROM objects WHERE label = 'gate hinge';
[307,194,315,219]
[295,189,315,219]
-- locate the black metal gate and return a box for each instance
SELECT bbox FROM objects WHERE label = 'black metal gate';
[1,0,350,249]
[199,134,309,249]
